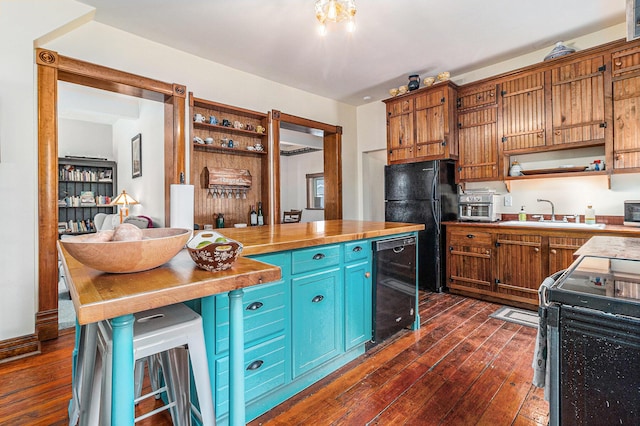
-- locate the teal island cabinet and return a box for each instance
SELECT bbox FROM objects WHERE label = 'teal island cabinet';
[200,220,423,425]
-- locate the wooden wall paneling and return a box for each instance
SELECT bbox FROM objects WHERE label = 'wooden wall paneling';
[192,150,265,227]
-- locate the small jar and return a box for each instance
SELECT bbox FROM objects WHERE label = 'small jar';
[408,74,420,91]
[216,213,225,228]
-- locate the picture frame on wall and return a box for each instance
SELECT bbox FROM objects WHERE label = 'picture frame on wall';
[131,133,142,178]
[628,0,640,41]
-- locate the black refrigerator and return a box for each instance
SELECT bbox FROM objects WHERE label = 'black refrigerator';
[384,160,458,292]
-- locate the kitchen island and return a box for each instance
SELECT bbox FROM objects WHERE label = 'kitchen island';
[207,220,423,424]
[60,220,422,425]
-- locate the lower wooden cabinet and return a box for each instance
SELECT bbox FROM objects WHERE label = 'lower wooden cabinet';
[448,229,493,295]
[495,233,543,305]
[446,225,595,309]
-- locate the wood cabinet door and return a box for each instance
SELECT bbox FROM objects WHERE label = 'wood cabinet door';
[414,89,447,159]
[501,71,546,152]
[458,107,498,181]
[495,233,543,303]
[387,112,414,162]
[550,55,606,147]
[548,236,590,275]
[447,230,493,295]
[291,268,342,378]
[613,74,640,170]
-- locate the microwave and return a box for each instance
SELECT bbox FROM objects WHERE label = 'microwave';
[624,200,640,227]
[458,192,501,222]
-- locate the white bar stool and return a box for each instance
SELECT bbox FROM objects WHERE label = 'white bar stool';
[84,303,216,425]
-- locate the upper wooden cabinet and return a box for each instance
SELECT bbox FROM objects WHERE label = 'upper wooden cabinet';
[384,81,458,164]
[500,70,547,153]
[386,97,414,163]
[457,83,499,181]
[612,44,640,172]
[550,55,607,147]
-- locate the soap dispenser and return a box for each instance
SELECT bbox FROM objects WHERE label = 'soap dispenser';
[518,206,527,221]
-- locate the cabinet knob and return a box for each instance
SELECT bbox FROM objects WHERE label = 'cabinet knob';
[466,234,475,238]
[533,247,540,253]
[246,360,264,371]
[365,272,371,278]
[311,295,324,303]
[615,61,622,67]
[246,301,264,311]
[486,250,490,255]
[550,249,557,254]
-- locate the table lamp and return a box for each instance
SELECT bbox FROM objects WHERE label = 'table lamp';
[110,189,139,223]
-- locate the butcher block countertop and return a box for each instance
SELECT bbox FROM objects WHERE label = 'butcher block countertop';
[443,221,640,236]
[60,220,422,324]
[575,236,640,260]
[59,247,281,325]
[216,220,424,256]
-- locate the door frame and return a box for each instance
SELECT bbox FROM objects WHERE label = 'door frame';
[271,110,342,223]
[35,48,186,342]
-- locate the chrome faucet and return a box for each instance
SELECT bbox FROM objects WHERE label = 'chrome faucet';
[537,199,556,221]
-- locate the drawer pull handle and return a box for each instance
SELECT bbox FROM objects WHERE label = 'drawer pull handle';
[313,253,325,260]
[312,295,324,303]
[352,246,363,252]
[466,234,475,239]
[246,301,264,311]
[246,360,264,371]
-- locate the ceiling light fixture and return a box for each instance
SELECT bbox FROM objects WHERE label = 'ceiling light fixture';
[315,0,356,36]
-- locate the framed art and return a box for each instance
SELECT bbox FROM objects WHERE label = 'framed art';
[628,0,640,41]
[131,133,142,178]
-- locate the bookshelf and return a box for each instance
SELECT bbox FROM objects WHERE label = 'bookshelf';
[58,157,117,235]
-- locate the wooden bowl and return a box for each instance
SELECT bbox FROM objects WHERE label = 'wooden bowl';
[187,231,243,272]
[59,228,190,273]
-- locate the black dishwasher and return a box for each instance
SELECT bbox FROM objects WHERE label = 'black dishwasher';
[372,236,417,344]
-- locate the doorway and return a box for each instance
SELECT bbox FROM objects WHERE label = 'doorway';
[271,111,342,223]
[36,48,185,341]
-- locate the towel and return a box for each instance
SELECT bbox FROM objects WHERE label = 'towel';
[532,273,558,400]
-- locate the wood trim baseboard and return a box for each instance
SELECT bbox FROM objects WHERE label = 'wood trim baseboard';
[36,309,59,342]
[0,334,41,364]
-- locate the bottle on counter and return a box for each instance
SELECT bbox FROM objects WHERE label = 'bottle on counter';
[518,206,527,221]
[216,213,225,228]
[585,205,596,225]
[250,205,258,226]
[257,201,264,226]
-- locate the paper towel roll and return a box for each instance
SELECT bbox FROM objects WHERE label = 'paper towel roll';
[170,184,194,235]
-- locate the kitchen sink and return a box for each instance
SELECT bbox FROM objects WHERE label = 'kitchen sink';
[499,220,606,229]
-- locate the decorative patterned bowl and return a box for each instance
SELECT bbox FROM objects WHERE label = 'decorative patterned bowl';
[59,228,191,273]
[187,231,243,272]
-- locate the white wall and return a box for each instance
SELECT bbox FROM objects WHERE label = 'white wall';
[112,99,165,226]
[280,151,325,222]
[354,23,639,221]
[58,119,114,160]
[0,0,94,340]
[0,0,358,341]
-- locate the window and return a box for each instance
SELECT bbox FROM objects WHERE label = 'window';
[306,173,324,209]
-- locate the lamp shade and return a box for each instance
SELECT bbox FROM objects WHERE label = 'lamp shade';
[110,189,139,206]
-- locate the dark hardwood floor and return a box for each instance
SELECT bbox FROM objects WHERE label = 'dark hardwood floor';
[0,292,548,425]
